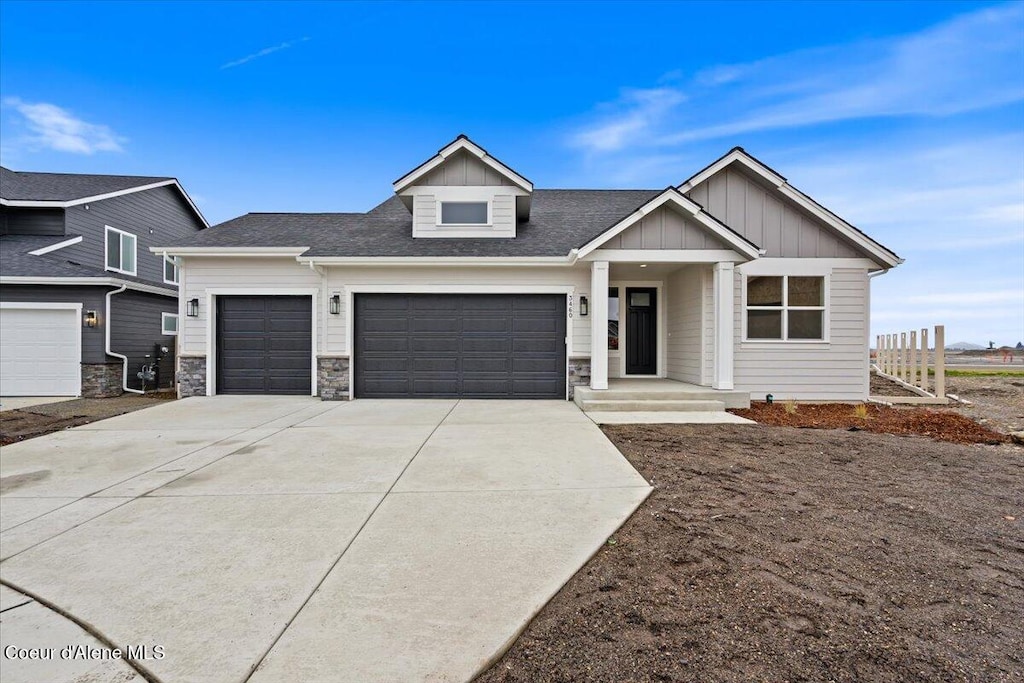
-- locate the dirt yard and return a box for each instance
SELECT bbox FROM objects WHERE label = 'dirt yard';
[478,426,1023,683]
[945,375,1024,436]
[0,392,175,446]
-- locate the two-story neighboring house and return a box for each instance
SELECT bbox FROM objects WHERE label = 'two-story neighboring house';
[155,135,902,409]
[0,167,207,397]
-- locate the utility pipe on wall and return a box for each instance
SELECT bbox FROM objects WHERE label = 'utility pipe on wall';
[105,285,144,395]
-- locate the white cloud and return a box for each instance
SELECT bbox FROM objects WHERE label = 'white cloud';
[569,3,1024,151]
[221,37,311,69]
[3,98,125,154]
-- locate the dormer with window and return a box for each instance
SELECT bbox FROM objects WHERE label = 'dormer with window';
[392,135,533,238]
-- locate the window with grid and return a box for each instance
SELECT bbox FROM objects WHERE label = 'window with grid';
[745,275,825,340]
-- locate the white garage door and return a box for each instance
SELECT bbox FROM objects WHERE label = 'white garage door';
[0,305,82,396]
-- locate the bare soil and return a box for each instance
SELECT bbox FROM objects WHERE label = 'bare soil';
[945,376,1024,436]
[478,425,1023,683]
[0,392,175,447]
[731,402,1007,445]
[869,371,921,397]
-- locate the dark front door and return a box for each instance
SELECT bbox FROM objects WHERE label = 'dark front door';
[216,295,312,394]
[625,287,657,375]
[354,293,566,398]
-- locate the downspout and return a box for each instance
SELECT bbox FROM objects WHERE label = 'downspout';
[105,285,144,395]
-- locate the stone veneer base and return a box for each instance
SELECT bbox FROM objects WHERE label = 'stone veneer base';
[567,357,591,400]
[81,363,123,398]
[318,356,351,401]
[178,356,207,398]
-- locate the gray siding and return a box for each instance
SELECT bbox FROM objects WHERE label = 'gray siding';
[0,207,65,236]
[603,205,728,250]
[0,284,108,362]
[421,150,513,186]
[686,167,861,258]
[60,185,204,285]
[110,289,178,390]
[665,265,707,384]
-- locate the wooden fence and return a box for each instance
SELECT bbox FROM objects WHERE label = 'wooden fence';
[874,324,945,399]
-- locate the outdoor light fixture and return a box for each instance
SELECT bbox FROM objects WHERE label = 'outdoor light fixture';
[579,295,589,316]
[639,264,648,268]
[186,298,199,317]
[83,310,98,328]
[330,294,341,315]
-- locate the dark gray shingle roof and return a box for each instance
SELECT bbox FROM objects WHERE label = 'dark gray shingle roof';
[1,166,172,202]
[172,190,664,257]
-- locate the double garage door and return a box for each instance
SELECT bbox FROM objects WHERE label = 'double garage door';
[215,294,566,398]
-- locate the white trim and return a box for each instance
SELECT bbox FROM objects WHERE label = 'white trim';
[299,256,571,266]
[150,247,309,257]
[740,273,831,343]
[344,284,576,401]
[27,235,83,256]
[583,249,745,263]
[104,225,137,276]
[161,312,179,336]
[392,136,533,193]
[679,149,902,269]
[1,179,209,228]
[712,262,735,390]
[590,262,610,390]
[436,199,492,227]
[0,302,83,397]
[204,288,319,397]
[576,188,761,260]
[737,257,877,275]
[0,276,177,297]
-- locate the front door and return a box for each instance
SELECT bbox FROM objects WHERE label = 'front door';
[625,287,657,375]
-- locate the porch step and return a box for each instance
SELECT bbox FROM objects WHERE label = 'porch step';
[574,386,750,409]
[579,399,727,413]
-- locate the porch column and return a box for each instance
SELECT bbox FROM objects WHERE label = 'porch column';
[712,261,735,390]
[590,261,609,390]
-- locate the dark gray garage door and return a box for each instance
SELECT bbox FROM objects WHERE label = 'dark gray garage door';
[354,294,566,399]
[216,296,312,395]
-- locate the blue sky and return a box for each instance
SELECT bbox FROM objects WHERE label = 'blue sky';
[2,0,1022,345]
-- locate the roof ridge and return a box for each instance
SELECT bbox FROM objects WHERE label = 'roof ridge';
[1,168,172,180]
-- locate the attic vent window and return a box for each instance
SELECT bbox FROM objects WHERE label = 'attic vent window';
[440,201,489,225]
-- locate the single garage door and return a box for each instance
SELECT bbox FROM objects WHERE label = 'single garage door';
[354,293,566,399]
[0,306,81,396]
[216,296,312,395]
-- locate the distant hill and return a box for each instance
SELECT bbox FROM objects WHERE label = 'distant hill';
[946,341,985,351]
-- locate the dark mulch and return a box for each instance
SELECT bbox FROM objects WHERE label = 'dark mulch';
[731,402,1008,445]
[478,425,1024,683]
[0,391,175,446]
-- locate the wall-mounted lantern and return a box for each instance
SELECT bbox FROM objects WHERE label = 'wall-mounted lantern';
[579,295,589,317]
[329,294,341,315]
[83,310,98,328]
[186,298,199,317]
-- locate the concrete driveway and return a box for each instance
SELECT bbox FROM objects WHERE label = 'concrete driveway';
[0,396,651,683]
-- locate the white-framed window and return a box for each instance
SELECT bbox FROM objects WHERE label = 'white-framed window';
[163,255,179,285]
[438,201,489,226]
[161,312,178,336]
[745,275,826,341]
[104,226,137,276]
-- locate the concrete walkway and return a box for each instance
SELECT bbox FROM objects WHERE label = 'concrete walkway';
[0,396,651,683]
[0,396,77,412]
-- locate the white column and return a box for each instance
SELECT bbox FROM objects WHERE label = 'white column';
[712,261,735,390]
[590,261,610,390]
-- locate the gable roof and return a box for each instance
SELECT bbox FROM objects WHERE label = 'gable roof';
[392,135,533,194]
[678,147,902,268]
[577,187,762,260]
[159,190,662,258]
[0,166,209,228]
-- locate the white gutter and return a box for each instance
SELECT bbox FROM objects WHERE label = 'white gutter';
[297,256,574,267]
[105,285,144,395]
[0,276,176,297]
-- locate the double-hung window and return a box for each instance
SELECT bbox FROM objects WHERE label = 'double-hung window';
[746,275,826,341]
[105,226,137,276]
[164,255,179,285]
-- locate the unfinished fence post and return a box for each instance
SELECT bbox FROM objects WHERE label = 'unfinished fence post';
[876,334,881,371]
[899,332,908,382]
[920,328,929,393]
[908,330,917,387]
[886,334,893,375]
[934,325,945,398]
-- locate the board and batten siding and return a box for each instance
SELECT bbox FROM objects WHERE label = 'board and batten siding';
[732,265,870,400]
[61,185,204,285]
[686,167,862,259]
[665,265,707,384]
[0,284,108,363]
[109,290,178,390]
[322,265,591,357]
[420,150,514,187]
[603,206,728,250]
[179,258,322,357]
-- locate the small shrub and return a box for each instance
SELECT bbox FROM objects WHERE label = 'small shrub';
[782,400,798,415]
[853,403,869,419]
